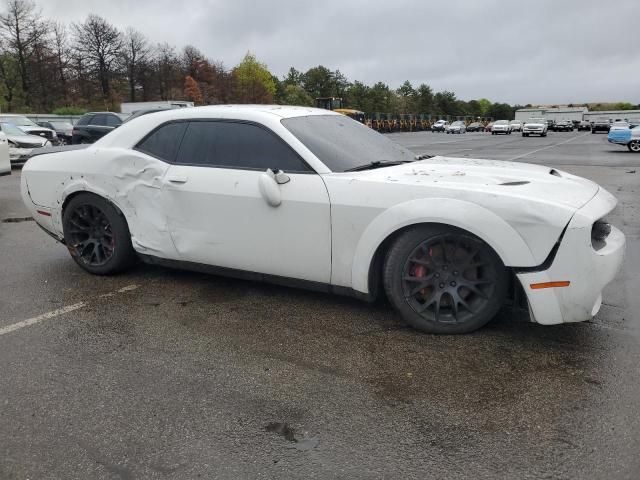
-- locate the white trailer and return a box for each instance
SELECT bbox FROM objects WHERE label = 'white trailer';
[120,101,194,114]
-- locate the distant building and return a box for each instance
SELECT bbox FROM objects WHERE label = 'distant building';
[583,109,640,124]
[515,107,587,123]
[515,106,640,124]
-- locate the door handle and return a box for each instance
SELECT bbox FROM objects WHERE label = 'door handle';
[167,175,188,184]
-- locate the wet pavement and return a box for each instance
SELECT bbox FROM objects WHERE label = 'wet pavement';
[1,131,639,479]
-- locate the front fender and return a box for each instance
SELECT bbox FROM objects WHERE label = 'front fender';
[350,198,537,294]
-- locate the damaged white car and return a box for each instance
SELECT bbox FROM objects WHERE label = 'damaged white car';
[20,106,625,334]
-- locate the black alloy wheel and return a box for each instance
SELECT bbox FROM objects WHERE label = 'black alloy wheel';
[62,194,136,275]
[384,226,507,334]
[65,204,115,267]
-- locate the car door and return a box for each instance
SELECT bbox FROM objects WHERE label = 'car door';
[152,119,332,284]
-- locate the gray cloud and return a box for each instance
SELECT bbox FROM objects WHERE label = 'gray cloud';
[39,0,640,104]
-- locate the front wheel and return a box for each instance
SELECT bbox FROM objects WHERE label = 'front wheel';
[629,140,640,152]
[62,193,136,275]
[383,225,508,334]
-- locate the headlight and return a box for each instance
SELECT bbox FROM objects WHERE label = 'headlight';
[44,140,51,147]
[52,132,58,138]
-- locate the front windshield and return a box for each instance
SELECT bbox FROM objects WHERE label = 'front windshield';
[528,118,544,123]
[510,120,521,124]
[0,122,27,135]
[0,116,36,127]
[282,115,415,172]
[495,120,509,125]
[452,121,464,126]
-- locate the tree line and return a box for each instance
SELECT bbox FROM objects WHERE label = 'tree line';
[3,0,631,119]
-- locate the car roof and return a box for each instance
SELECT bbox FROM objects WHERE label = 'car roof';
[94,105,342,150]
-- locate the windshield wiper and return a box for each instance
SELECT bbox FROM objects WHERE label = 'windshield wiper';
[345,159,416,172]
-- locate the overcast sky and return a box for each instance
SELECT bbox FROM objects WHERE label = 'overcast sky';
[39,0,639,105]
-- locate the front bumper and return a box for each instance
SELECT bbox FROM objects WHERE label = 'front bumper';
[516,187,625,325]
[9,147,34,165]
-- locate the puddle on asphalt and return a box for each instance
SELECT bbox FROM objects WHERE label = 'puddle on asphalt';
[264,422,320,451]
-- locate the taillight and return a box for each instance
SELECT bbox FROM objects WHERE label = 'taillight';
[591,220,612,250]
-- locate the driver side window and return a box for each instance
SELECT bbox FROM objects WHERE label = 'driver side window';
[175,120,311,173]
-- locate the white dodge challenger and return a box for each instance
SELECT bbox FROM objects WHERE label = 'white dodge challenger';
[20,106,625,334]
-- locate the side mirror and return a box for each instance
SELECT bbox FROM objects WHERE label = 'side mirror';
[274,170,290,185]
[258,169,286,207]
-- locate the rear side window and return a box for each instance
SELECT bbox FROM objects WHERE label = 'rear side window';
[136,122,188,162]
[105,115,122,127]
[91,114,107,125]
[76,115,92,126]
[175,121,310,172]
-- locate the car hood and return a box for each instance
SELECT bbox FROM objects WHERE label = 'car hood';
[19,126,52,134]
[348,156,599,210]
[524,122,545,127]
[6,133,48,146]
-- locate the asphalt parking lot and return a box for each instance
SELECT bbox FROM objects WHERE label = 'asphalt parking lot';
[1,131,639,479]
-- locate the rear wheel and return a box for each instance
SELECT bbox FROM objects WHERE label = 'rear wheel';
[629,140,640,152]
[383,225,508,334]
[62,193,136,275]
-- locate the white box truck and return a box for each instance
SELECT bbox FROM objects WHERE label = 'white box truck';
[120,101,194,114]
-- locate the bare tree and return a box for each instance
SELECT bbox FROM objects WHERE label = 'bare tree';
[154,42,180,100]
[52,22,69,99]
[0,41,19,111]
[122,27,148,102]
[0,0,47,106]
[72,14,122,102]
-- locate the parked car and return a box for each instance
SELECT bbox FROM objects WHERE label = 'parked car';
[577,121,591,131]
[608,125,640,152]
[0,122,51,165]
[591,119,611,133]
[522,118,548,137]
[555,120,573,132]
[431,120,449,132]
[446,120,466,134]
[546,120,557,132]
[491,120,512,135]
[466,122,483,132]
[20,105,625,334]
[0,114,58,144]
[0,131,9,176]
[484,122,494,132]
[509,120,523,132]
[37,120,74,145]
[71,112,123,144]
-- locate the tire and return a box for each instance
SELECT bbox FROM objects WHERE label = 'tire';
[542,132,547,137]
[629,140,640,153]
[383,225,508,334]
[522,133,526,137]
[592,130,596,134]
[62,193,136,275]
